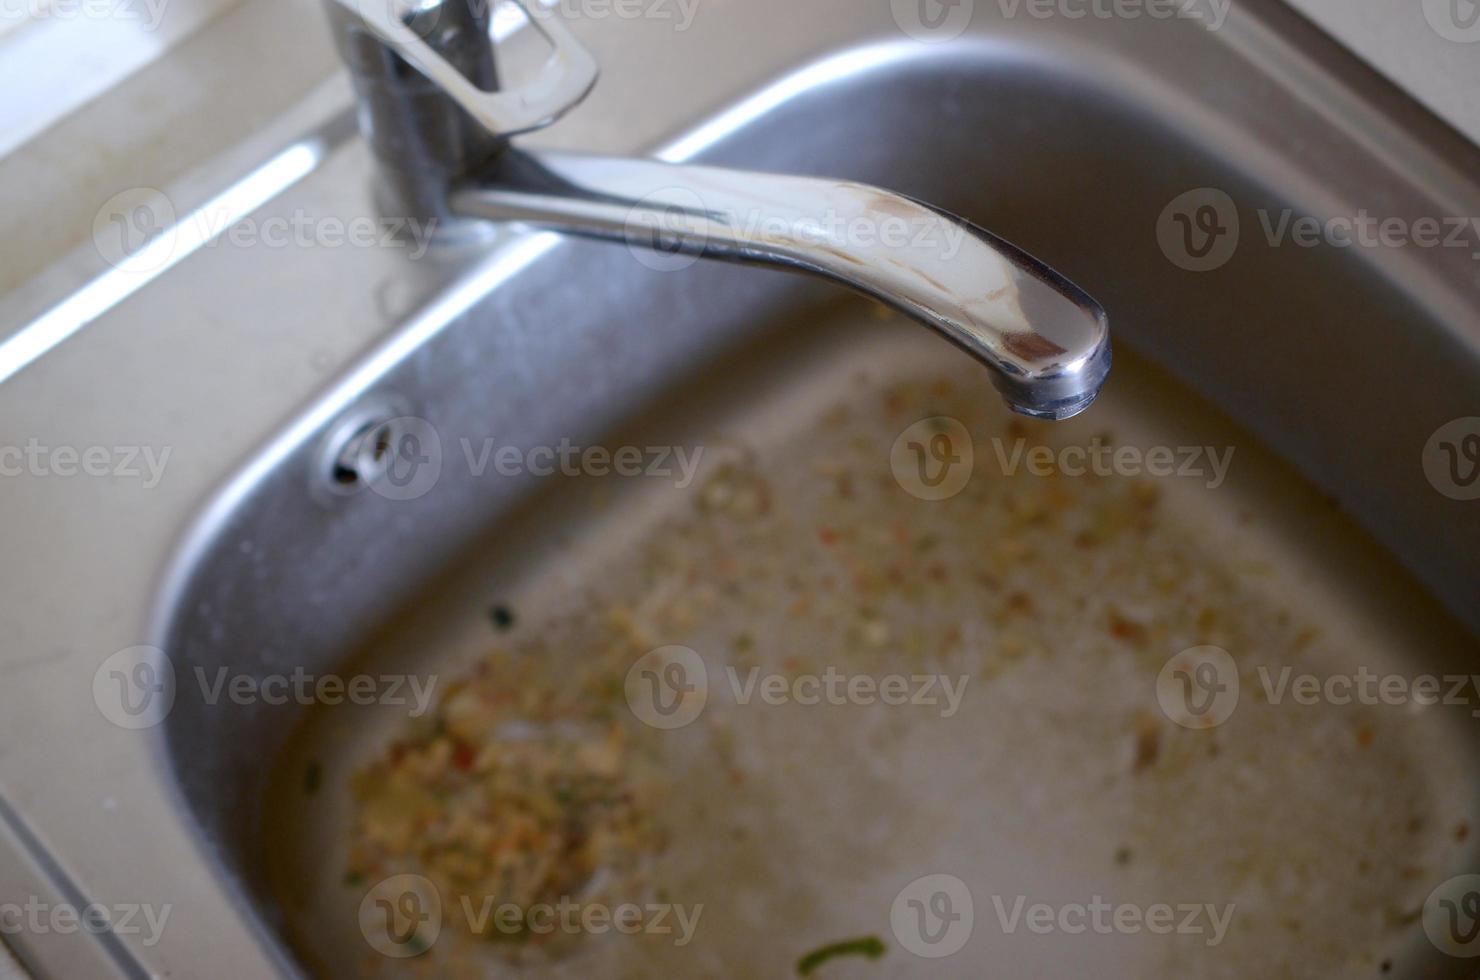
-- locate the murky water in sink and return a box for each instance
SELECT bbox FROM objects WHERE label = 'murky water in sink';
[266,302,1478,979]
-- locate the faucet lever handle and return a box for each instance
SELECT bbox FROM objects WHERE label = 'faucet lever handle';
[329,0,599,138]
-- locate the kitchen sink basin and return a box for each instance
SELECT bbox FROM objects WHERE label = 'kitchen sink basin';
[4,0,1478,977]
[236,303,1480,978]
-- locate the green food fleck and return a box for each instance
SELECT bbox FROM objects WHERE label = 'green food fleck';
[303,761,322,796]
[796,936,886,975]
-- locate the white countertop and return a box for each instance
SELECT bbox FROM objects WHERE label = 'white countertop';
[1285,0,1480,143]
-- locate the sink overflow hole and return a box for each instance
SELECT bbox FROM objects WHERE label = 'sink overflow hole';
[328,419,401,491]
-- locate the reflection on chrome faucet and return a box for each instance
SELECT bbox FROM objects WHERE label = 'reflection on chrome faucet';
[324,0,1110,419]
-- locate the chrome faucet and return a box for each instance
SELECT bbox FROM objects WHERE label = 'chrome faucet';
[323,0,1110,419]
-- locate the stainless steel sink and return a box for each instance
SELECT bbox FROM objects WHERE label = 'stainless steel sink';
[3,0,1479,977]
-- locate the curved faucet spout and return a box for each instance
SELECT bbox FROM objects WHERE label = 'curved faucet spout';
[321,0,1110,418]
[451,150,1110,420]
